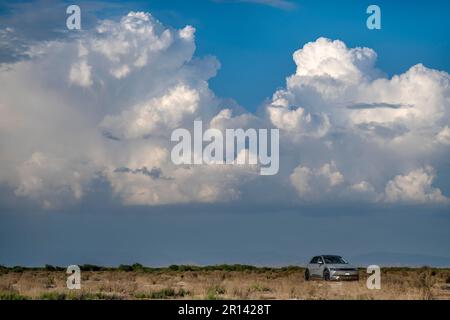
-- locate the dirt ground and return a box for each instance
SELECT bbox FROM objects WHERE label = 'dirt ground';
[1,267,449,300]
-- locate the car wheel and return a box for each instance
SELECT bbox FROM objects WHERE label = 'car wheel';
[323,269,330,281]
[304,269,310,281]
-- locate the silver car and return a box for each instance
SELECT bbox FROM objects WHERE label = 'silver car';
[305,255,359,281]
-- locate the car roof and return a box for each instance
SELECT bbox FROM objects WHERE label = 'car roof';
[309,255,344,260]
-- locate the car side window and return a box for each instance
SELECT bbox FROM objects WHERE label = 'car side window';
[310,256,318,264]
[318,257,324,264]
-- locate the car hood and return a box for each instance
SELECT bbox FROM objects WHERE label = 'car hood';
[327,264,357,270]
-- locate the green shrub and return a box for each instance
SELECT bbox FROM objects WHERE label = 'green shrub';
[279,265,304,273]
[11,266,25,273]
[78,292,122,300]
[177,288,190,297]
[0,292,30,300]
[168,265,179,271]
[44,264,56,271]
[39,292,68,300]
[151,288,176,299]
[0,265,8,275]
[176,265,200,272]
[250,283,271,292]
[80,264,103,272]
[135,288,189,299]
[131,263,144,271]
[118,264,133,272]
[39,291,122,300]
[206,285,226,299]
[134,292,149,299]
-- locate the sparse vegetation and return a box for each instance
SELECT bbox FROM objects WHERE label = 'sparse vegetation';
[0,292,30,300]
[0,265,449,300]
[38,291,122,300]
[206,285,226,300]
[11,266,25,273]
[118,264,133,272]
[39,292,68,300]
[80,264,104,272]
[250,283,272,292]
[135,288,190,299]
[45,275,56,289]
[417,267,437,300]
[77,292,122,300]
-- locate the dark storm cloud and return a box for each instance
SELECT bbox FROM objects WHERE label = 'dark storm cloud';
[347,102,413,110]
[114,166,171,180]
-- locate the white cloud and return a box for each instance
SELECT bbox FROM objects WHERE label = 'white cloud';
[349,64,449,129]
[437,126,450,145]
[384,166,449,204]
[318,162,344,187]
[0,14,449,209]
[351,181,375,194]
[292,37,377,82]
[91,12,176,78]
[267,103,330,138]
[100,84,201,139]
[0,12,238,208]
[269,37,450,204]
[289,166,313,196]
[103,141,258,205]
[179,26,195,40]
[267,38,450,137]
[290,162,344,198]
[69,60,93,87]
[14,152,96,209]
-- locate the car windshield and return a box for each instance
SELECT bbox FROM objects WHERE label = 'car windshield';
[323,256,348,264]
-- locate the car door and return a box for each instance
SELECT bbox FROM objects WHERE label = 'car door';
[309,256,319,277]
[316,256,325,277]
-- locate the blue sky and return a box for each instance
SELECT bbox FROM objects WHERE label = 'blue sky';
[2,0,449,110]
[1,0,450,267]
[97,0,450,111]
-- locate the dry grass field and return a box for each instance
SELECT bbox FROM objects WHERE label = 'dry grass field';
[1,265,449,300]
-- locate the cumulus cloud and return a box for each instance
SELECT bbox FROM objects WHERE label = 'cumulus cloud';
[69,60,93,87]
[100,84,202,139]
[0,12,252,208]
[0,13,449,209]
[290,162,344,198]
[351,181,375,194]
[14,152,97,209]
[269,37,450,205]
[267,103,331,139]
[436,126,450,145]
[91,12,177,79]
[384,167,449,204]
[267,38,449,135]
